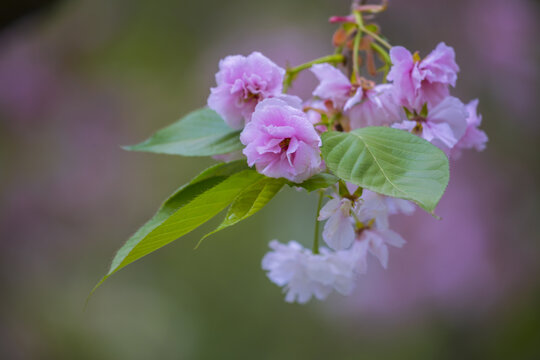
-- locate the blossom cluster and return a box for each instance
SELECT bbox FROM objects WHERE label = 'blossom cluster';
[206,8,487,303]
[208,52,323,183]
[262,189,412,303]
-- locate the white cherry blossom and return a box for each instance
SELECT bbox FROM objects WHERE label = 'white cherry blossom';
[261,240,360,303]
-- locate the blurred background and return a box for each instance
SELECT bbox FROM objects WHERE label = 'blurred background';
[1,0,539,358]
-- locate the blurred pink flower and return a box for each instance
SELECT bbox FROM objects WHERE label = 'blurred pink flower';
[451,99,488,159]
[0,37,60,125]
[466,0,539,121]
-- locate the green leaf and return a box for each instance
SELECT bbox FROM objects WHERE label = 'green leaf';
[321,127,449,213]
[190,160,248,183]
[91,161,259,293]
[124,107,243,156]
[290,173,339,192]
[200,177,285,243]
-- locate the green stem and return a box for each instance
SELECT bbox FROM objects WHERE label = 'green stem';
[370,42,391,79]
[371,42,390,64]
[352,11,363,81]
[287,54,345,74]
[312,190,325,254]
[362,27,391,50]
[283,54,345,92]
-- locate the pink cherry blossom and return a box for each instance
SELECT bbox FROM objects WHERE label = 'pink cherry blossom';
[344,84,405,129]
[208,52,285,129]
[393,96,468,150]
[310,63,352,108]
[240,98,322,183]
[311,64,403,128]
[451,99,488,159]
[387,42,459,111]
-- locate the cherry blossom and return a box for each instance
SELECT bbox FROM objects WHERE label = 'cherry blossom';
[393,96,468,150]
[262,240,360,303]
[208,52,286,129]
[387,42,459,111]
[240,98,322,182]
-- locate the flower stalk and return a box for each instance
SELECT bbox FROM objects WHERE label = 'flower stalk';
[283,54,345,92]
[362,26,391,49]
[352,11,363,81]
[312,190,325,254]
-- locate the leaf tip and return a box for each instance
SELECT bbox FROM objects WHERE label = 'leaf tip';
[84,276,107,311]
[431,212,442,220]
[193,237,206,250]
[121,144,137,151]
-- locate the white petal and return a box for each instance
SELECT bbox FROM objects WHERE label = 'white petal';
[322,210,355,250]
[318,198,341,220]
[381,229,406,248]
[370,241,389,269]
[385,197,415,215]
[423,121,458,148]
[355,190,389,226]
[274,94,303,109]
[350,240,370,274]
[392,120,417,132]
[344,88,365,111]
